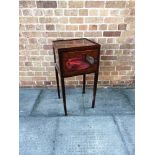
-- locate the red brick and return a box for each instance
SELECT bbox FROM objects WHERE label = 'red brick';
[102,81,110,85]
[55,10,64,16]
[20,56,27,61]
[28,56,44,61]
[116,66,131,71]
[70,17,83,23]
[99,24,107,30]
[105,50,113,55]
[101,56,117,60]
[85,1,105,8]
[27,72,35,76]
[120,44,135,49]
[118,56,133,61]
[66,25,78,31]
[79,9,88,16]
[19,67,27,71]
[37,1,57,8]
[19,44,25,50]
[60,32,74,37]
[33,9,43,16]
[103,31,121,37]
[39,17,53,23]
[79,25,87,30]
[118,62,129,66]
[111,71,118,75]
[19,62,25,66]
[51,81,57,86]
[69,1,83,8]
[86,75,94,80]
[44,10,53,16]
[36,25,45,30]
[57,1,67,8]
[46,25,55,30]
[64,9,78,16]
[101,67,115,71]
[29,38,37,44]
[25,62,32,66]
[89,10,98,16]
[118,24,127,30]
[103,61,113,66]
[104,44,119,49]
[102,71,110,76]
[32,77,46,81]
[44,81,51,85]
[110,10,119,16]
[105,1,126,8]
[89,25,97,30]
[85,17,103,23]
[98,38,106,44]
[19,1,36,8]
[22,9,32,16]
[35,81,44,86]
[20,81,34,86]
[124,17,135,23]
[108,24,118,30]
[84,32,102,37]
[123,50,132,55]
[44,32,57,37]
[25,25,35,31]
[19,1,28,8]
[104,17,123,23]
[66,81,78,85]
[130,9,135,16]
[87,81,94,85]
[126,1,135,8]
[107,38,115,43]
[43,45,53,50]
[20,17,38,23]
[35,72,43,76]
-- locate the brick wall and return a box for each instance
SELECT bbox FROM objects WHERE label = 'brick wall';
[19,0,135,87]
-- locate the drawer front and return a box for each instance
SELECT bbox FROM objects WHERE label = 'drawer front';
[61,49,99,77]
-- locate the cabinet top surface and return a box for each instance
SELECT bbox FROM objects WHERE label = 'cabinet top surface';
[53,38,98,49]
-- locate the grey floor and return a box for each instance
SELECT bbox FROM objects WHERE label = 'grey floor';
[19,87,135,155]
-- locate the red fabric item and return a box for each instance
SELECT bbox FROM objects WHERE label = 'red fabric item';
[66,56,89,71]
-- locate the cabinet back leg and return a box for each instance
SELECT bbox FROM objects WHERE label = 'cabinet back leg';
[55,68,60,99]
[82,74,86,94]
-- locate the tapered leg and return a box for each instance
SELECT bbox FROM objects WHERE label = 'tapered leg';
[60,77,67,116]
[82,74,86,94]
[55,68,60,98]
[92,72,98,108]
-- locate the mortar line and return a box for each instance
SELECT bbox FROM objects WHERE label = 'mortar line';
[30,89,43,116]
[112,115,130,155]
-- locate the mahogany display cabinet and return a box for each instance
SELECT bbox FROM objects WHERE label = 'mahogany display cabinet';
[52,38,101,116]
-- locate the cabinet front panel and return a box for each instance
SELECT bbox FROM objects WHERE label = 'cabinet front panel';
[61,49,99,77]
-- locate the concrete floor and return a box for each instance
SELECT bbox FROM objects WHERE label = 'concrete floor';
[19,87,135,155]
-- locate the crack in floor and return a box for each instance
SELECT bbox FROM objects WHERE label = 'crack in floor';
[112,115,131,155]
[30,89,43,116]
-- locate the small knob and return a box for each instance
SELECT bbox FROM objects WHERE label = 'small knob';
[86,55,96,65]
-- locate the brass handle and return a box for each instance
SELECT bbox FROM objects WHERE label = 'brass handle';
[86,55,97,65]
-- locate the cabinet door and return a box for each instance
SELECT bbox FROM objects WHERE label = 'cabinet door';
[61,49,99,77]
